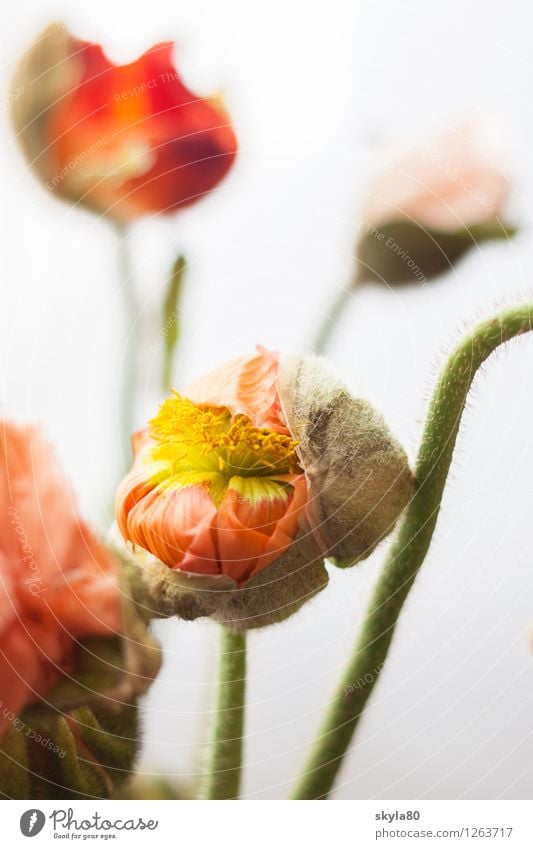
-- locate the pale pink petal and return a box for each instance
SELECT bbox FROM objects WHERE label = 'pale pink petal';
[364,126,510,232]
[186,347,288,433]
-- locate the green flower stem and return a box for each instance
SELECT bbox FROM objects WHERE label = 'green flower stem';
[202,627,247,800]
[115,222,140,473]
[161,255,186,392]
[311,285,354,355]
[293,304,533,800]
[311,270,367,355]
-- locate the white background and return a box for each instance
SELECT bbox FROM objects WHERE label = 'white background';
[2,0,533,799]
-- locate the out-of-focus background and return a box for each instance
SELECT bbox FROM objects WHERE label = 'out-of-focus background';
[2,0,533,799]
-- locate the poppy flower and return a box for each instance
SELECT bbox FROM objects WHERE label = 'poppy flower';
[11,23,237,219]
[116,347,413,629]
[0,421,160,732]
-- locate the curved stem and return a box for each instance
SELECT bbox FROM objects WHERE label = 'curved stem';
[202,627,247,800]
[293,304,533,799]
[311,285,354,356]
[115,223,140,473]
[311,267,367,355]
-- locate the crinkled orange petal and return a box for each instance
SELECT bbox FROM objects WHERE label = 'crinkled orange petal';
[0,420,122,727]
[249,474,308,578]
[45,524,122,635]
[186,346,288,433]
[214,502,271,585]
[214,475,306,584]
[2,421,78,575]
[124,483,219,574]
[115,460,163,542]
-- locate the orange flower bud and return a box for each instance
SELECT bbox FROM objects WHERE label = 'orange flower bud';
[11,23,237,220]
[116,348,413,629]
[0,421,161,731]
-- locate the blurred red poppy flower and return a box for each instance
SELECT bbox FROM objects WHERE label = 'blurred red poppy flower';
[11,23,237,220]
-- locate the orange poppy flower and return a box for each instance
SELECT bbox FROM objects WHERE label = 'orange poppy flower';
[0,421,122,731]
[116,348,413,628]
[117,348,307,585]
[12,24,237,220]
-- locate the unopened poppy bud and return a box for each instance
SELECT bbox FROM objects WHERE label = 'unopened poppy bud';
[115,348,413,629]
[356,125,517,287]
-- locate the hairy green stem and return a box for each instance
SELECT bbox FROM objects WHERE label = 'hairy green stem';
[293,304,533,799]
[202,627,247,800]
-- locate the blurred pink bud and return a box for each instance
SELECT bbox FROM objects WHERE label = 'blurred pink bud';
[357,125,517,286]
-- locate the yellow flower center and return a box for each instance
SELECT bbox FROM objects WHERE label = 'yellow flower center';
[146,394,302,505]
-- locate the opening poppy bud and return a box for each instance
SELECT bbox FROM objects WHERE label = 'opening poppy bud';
[356,125,517,287]
[11,23,237,220]
[116,348,413,630]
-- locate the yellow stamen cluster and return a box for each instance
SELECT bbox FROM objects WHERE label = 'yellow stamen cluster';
[148,394,301,481]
